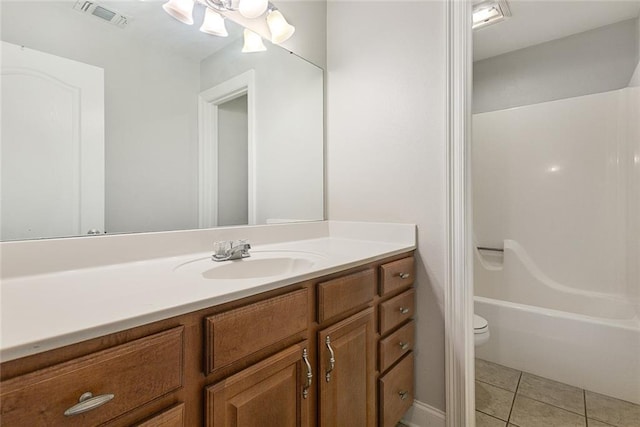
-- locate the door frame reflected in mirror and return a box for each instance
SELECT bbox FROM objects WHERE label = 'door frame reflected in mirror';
[198,69,256,228]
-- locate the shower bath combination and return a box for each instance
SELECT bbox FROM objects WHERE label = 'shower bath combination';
[472,87,640,405]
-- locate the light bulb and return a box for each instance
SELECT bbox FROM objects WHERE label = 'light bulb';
[200,8,228,37]
[162,0,194,25]
[267,9,295,44]
[242,29,266,53]
[238,0,269,19]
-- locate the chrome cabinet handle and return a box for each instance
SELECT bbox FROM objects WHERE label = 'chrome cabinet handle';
[399,307,410,315]
[398,273,410,279]
[399,342,409,351]
[398,390,409,401]
[64,392,114,416]
[302,348,313,399]
[325,336,335,382]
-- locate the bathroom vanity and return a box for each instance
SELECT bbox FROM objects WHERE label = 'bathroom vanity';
[0,222,416,427]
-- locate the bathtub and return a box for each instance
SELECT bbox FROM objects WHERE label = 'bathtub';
[474,241,640,405]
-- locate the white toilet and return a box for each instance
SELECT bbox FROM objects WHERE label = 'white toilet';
[474,314,490,347]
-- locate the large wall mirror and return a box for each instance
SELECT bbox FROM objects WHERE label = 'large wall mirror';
[0,0,324,241]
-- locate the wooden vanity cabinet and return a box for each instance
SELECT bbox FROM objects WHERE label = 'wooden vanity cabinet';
[317,308,376,427]
[0,252,415,427]
[205,341,311,427]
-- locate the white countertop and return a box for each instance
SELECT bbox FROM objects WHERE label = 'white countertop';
[0,221,416,362]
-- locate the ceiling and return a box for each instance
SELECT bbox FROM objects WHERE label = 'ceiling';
[473,0,640,61]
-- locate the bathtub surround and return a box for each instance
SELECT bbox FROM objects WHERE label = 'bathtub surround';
[473,86,640,404]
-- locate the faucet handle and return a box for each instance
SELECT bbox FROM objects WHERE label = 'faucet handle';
[213,240,232,257]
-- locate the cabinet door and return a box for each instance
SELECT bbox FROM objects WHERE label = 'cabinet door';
[318,308,375,427]
[205,341,311,427]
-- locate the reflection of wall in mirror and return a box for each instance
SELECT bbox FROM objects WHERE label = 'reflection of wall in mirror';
[201,37,324,225]
[1,1,200,235]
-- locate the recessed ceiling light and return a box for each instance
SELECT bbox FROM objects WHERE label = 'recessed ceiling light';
[473,0,511,30]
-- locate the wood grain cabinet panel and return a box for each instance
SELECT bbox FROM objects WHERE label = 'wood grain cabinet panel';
[379,289,415,335]
[379,352,414,427]
[134,403,184,427]
[0,327,183,427]
[205,288,308,374]
[379,257,414,296]
[317,268,375,323]
[205,342,310,427]
[378,320,415,373]
[318,308,376,427]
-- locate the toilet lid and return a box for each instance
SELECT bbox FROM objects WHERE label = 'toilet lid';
[474,315,488,334]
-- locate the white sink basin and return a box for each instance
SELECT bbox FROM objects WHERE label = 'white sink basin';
[173,251,327,280]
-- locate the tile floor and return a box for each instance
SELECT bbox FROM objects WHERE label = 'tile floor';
[475,358,640,427]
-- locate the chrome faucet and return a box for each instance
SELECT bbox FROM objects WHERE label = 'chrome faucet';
[212,240,251,262]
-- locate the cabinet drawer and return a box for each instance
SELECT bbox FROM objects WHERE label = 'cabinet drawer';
[380,257,414,296]
[379,288,415,335]
[317,268,375,323]
[379,352,414,427]
[134,403,184,427]
[0,327,183,427]
[379,320,415,373]
[205,288,308,374]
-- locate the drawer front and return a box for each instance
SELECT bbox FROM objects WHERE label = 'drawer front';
[135,403,184,427]
[379,352,414,427]
[0,327,184,427]
[317,268,375,323]
[379,320,415,373]
[205,288,308,373]
[379,288,415,335]
[380,257,414,296]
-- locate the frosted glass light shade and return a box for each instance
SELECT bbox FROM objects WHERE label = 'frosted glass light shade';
[238,0,268,19]
[242,29,266,53]
[267,9,295,44]
[162,0,194,25]
[199,8,228,36]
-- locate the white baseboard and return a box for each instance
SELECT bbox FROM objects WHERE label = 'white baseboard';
[401,400,446,427]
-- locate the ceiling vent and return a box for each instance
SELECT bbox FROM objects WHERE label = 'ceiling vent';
[73,1,130,29]
[473,0,511,30]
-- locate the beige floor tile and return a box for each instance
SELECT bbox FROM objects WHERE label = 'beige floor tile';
[585,390,640,427]
[476,359,522,392]
[477,411,507,427]
[510,395,586,427]
[587,420,616,427]
[476,381,515,421]
[517,372,585,415]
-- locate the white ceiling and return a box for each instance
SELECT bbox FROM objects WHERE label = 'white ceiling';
[473,0,640,61]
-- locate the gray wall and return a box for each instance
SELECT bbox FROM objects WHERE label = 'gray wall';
[474,18,639,113]
[218,96,249,226]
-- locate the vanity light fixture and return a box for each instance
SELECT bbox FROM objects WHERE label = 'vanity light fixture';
[242,28,267,52]
[162,0,295,49]
[472,0,511,30]
[238,0,269,19]
[266,8,295,44]
[200,7,228,36]
[162,0,195,25]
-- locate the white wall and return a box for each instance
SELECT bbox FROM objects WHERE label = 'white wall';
[473,89,636,297]
[327,1,447,411]
[1,1,201,234]
[201,38,324,225]
[474,18,639,113]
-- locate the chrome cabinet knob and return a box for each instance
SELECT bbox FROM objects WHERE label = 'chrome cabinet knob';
[398,273,410,279]
[399,341,410,351]
[399,307,410,315]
